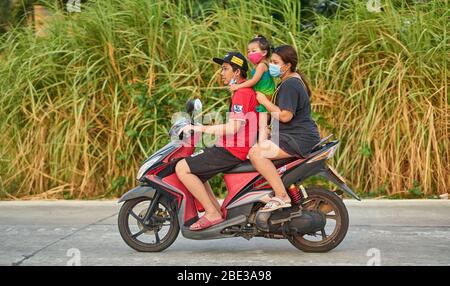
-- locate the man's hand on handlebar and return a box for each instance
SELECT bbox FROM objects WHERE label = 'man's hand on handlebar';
[179,124,203,135]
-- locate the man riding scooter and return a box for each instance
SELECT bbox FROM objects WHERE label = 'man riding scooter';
[175,52,258,231]
[118,51,358,251]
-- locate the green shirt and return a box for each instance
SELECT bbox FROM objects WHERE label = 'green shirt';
[251,68,275,112]
[251,68,275,96]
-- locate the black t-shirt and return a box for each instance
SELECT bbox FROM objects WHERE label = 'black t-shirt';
[271,77,320,157]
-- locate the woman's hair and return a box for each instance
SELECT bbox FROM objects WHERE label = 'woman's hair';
[248,34,271,57]
[273,45,312,96]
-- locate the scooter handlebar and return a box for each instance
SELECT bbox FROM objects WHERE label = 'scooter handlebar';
[177,126,195,141]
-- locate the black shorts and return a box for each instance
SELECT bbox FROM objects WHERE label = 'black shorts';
[184,146,243,183]
[272,133,306,158]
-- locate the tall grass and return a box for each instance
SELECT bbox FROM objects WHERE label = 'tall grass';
[0,0,447,199]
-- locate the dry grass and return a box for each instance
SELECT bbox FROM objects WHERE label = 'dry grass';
[0,0,447,199]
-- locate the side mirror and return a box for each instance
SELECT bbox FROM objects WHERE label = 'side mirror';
[185,98,202,114]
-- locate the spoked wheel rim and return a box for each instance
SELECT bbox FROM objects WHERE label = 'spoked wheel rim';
[295,194,343,247]
[126,198,174,246]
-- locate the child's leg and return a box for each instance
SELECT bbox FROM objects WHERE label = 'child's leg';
[258,112,268,144]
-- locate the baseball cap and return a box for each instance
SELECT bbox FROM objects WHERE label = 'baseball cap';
[212,52,248,72]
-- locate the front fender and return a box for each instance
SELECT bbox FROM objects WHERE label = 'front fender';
[118,185,156,203]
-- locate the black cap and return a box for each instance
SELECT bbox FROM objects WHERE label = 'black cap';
[213,52,248,72]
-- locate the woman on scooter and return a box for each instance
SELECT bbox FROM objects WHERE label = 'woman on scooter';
[248,45,321,212]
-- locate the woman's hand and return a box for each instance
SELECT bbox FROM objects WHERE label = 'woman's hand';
[256,91,268,104]
[255,91,292,122]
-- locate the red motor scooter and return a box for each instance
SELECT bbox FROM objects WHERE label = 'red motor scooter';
[118,99,360,253]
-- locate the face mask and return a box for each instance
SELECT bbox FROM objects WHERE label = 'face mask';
[248,52,264,65]
[269,63,285,78]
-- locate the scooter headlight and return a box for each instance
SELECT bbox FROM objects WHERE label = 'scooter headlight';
[136,155,162,180]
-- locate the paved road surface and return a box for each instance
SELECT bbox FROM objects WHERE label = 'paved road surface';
[0,200,449,266]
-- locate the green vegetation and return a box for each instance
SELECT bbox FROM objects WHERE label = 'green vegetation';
[0,0,447,199]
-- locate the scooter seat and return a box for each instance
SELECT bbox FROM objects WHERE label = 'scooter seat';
[225,157,299,174]
[224,138,339,174]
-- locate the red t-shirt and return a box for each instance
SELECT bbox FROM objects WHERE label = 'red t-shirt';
[215,86,258,160]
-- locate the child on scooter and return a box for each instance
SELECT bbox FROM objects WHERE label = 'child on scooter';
[230,35,275,143]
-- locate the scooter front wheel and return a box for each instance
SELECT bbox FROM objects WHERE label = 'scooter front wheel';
[118,196,179,252]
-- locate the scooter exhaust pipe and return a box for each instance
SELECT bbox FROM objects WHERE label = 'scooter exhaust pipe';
[255,208,326,235]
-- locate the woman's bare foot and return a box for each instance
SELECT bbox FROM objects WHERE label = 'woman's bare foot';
[258,197,292,213]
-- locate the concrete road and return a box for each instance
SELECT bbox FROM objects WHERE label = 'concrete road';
[0,200,449,266]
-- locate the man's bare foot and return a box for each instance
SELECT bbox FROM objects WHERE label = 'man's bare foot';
[204,211,223,221]
[188,210,223,231]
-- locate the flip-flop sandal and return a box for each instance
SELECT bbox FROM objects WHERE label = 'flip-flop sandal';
[189,216,225,231]
[258,197,292,213]
[260,193,274,203]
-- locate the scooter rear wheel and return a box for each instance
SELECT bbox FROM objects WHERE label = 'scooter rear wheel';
[288,186,349,253]
[118,196,179,252]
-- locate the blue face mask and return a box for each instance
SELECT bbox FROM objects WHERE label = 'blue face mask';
[269,63,284,78]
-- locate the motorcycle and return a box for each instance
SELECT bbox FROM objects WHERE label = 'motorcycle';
[117,99,361,253]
